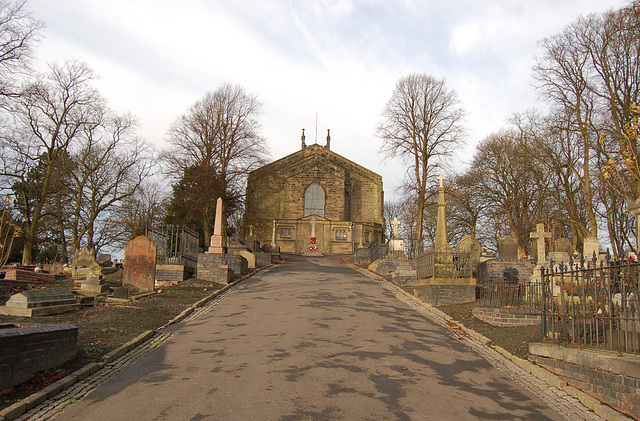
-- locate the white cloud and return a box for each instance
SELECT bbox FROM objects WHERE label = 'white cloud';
[26,0,629,195]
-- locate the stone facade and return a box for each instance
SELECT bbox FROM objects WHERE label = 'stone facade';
[245,142,384,255]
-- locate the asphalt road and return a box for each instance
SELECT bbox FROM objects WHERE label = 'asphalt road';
[54,256,564,420]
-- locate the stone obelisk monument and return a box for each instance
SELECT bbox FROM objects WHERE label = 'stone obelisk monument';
[207,197,224,254]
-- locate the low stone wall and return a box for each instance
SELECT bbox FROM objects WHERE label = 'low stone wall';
[472,307,541,327]
[413,278,476,306]
[197,254,246,281]
[0,324,78,390]
[254,252,271,267]
[529,342,640,419]
[155,264,191,285]
[478,260,533,284]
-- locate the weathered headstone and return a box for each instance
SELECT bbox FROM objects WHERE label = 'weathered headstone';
[554,238,572,254]
[456,235,482,277]
[80,263,110,295]
[96,253,112,267]
[112,287,130,299]
[72,246,96,281]
[549,238,571,263]
[122,236,157,292]
[73,246,96,267]
[498,236,518,260]
[583,237,599,261]
[0,287,80,317]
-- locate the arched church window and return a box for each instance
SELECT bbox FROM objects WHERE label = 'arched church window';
[304,183,325,217]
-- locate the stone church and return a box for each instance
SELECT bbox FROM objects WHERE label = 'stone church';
[245,130,385,255]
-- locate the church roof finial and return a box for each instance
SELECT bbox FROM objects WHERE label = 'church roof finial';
[301,128,306,149]
[326,129,331,150]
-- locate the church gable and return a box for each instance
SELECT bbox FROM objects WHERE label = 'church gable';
[245,135,385,254]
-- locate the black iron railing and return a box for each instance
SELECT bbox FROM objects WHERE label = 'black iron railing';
[147,224,199,268]
[477,281,543,310]
[541,258,640,354]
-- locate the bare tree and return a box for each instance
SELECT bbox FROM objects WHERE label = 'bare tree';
[0,0,42,99]
[118,179,167,240]
[471,129,549,256]
[162,83,268,246]
[1,60,103,263]
[377,74,466,249]
[65,113,152,252]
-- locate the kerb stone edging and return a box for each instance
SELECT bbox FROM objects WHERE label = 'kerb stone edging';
[349,264,633,421]
[0,264,273,421]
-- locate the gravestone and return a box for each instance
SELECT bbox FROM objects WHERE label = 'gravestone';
[555,238,572,254]
[549,238,571,263]
[456,235,482,277]
[122,236,157,292]
[80,263,110,295]
[72,246,96,281]
[583,237,599,261]
[112,287,130,299]
[73,246,95,267]
[498,236,518,260]
[0,287,80,316]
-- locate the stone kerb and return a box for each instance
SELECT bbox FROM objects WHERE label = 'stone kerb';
[122,236,157,292]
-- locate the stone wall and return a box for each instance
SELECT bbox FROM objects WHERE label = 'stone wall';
[472,307,541,327]
[254,252,271,267]
[478,260,533,284]
[529,343,639,419]
[0,324,78,389]
[413,284,476,306]
[155,264,191,285]
[197,254,247,281]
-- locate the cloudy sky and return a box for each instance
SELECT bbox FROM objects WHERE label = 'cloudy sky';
[28,0,628,197]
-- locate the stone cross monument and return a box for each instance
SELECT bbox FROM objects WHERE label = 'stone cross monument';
[530,223,551,266]
[390,217,401,238]
[308,217,318,251]
[271,219,277,247]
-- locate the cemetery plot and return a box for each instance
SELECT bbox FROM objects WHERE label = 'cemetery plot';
[541,259,640,354]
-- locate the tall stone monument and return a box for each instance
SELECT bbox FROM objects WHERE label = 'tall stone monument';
[207,197,224,254]
[413,175,475,305]
[435,175,452,254]
[433,175,455,277]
